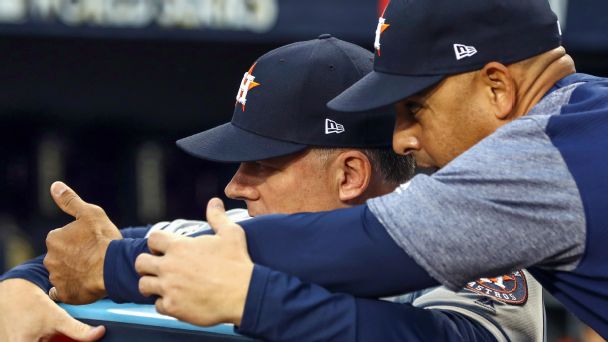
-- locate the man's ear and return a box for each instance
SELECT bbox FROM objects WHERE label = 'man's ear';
[479,62,516,120]
[334,150,372,203]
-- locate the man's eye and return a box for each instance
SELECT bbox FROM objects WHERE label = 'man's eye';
[255,162,268,169]
[256,162,278,171]
[406,102,422,114]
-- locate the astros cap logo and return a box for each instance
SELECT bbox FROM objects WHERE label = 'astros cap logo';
[466,270,529,305]
[235,62,261,111]
[374,7,390,56]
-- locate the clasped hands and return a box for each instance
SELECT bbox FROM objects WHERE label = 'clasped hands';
[44,182,254,326]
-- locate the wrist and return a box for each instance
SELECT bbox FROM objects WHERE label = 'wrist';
[230,261,255,326]
[94,238,113,296]
[234,264,273,335]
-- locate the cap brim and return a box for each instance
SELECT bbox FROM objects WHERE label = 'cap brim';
[328,70,445,112]
[176,122,307,163]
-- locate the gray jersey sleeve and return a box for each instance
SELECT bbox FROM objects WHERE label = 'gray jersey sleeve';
[405,270,545,342]
[368,85,587,290]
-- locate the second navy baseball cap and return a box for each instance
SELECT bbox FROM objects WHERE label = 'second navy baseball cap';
[177,35,396,163]
[328,0,562,112]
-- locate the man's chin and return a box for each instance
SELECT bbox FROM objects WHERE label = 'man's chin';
[413,153,443,170]
[415,159,436,169]
[414,158,440,173]
[247,206,294,217]
[246,206,263,217]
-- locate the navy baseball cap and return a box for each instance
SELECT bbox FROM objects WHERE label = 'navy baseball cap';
[328,0,562,112]
[177,35,396,163]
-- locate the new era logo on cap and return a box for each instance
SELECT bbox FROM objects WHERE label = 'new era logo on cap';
[453,44,477,60]
[328,0,562,113]
[178,35,397,163]
[325,119,345,134]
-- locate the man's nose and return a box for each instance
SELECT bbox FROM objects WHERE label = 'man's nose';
[224,165,260,201]
[392,122,421,156]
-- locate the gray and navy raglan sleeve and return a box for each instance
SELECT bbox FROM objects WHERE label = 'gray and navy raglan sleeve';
[406,270,545,342]
[238,265,499,342]
[368,85,587,291]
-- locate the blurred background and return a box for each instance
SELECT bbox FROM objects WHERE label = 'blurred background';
[0,0,606,341]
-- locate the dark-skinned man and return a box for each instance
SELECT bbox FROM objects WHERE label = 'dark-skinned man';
[130,0,608,339]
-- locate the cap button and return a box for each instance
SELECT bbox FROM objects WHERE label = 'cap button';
[318,34,332,40]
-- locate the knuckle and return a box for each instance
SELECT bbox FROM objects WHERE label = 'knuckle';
[48,273,59,287]
[161,279,174,294]
[72,322,90,335]
[157,260,168,273]
[225,224,240,235]
[45,229,58,246]
[148,232,161,245]
[162,297,175,314]
[162,245,173,256]
[43,256,57,270]
[134,254,144,270]
[138,278,147,294]
[155,299,166,315]
[88,204,105,216]
[173,239,186,250]
[80,205,95,218]
[135,261,145,276]
[62,193,78,209]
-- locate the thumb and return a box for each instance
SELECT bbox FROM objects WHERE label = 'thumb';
[50,181,88,219]
[55,310,105,341]
[206,198,231,235]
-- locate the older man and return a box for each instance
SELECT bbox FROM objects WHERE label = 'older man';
[1,36,543,341]
[133,0,608,339]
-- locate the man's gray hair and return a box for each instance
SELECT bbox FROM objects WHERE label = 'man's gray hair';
[314,147,415,185]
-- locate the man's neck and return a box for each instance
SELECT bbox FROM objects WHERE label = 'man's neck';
[511,47,577,118]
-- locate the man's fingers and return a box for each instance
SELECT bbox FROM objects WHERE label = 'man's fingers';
[155,297,168,316]
[206,198,233,235]
[147,231,176,255]
[55,310,105,342]
[135,253,162,276]
[50,181,89,219]
[139,275,163,297]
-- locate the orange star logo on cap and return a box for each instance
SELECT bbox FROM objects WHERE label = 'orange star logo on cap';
[374,7,390,56]
[236,62,261,111]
